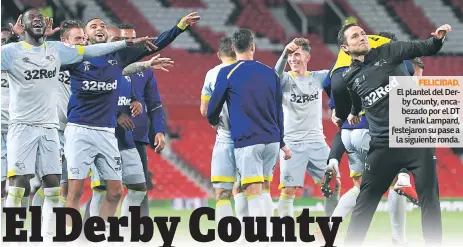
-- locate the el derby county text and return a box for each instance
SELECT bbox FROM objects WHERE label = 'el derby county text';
[2,206,343,247]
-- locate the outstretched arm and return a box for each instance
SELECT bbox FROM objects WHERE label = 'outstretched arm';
[122,54,174,76]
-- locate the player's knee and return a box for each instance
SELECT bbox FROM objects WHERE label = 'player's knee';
[244,183,263,195]
[1,181,6,198]
[232,183,243,196]
[42,174,60,188]
[60,183,68,197]
[127,183,146,192]
[282,187,297,196]
[217,189,232,201]
[106,186,123,203]
[9,175,31,196]
[263,181,271,190]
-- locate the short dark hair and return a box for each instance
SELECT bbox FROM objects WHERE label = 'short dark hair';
[22,8,41,23]
[377,31,398,42]
[294,38,311,53]
[232,28,254,53]
[218,37,235,58]
[337,23,359,46]
[118,23,134,30]
[85,17,105,27]
[60,20,83,38]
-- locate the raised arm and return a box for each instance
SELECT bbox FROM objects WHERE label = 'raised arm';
[275,39,298,76]
[383,24,451,63]
[122,54,174,76]
[118,12,200,67]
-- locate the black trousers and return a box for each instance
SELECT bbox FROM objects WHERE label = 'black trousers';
[328,129,346,164]
[345,138,442,245]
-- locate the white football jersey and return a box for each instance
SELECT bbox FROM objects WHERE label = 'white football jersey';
[281,70,329,143]
[56,71,72,131]
[1,70,10,133]
[201,62,236,143]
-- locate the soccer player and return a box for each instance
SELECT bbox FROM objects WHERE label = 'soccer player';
[2,8,143,240]
[339,23,450,245]
[200,37,237,225]
[274,38,339,218]
[1,26,18,209]
[31,20,87,209]
[207,29,291,224]
[119,23,171,217]
[63,13,199,231]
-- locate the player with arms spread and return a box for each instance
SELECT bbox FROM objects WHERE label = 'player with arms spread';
[63,13,199,232]
[1,8,141,240]
[274,38,339,219]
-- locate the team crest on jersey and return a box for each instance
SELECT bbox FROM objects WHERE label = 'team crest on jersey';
[374,59,387,67]
[46,55,55,61]
[83,61,91,71]
[108,60,118,66]
[124,76,131,82]
[355,75,366,87]
[137,72,144,77]
[22,57,30,63]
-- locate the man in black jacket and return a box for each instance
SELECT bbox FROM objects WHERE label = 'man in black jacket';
[338,23,451,245]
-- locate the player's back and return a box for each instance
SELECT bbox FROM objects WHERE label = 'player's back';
[225,60,281,147]
[1,41,62,128]
[204,63,234,143]
[56,71,72,131]
[1,71,10,133]
[65,54,122,128]
[280,70,328,143]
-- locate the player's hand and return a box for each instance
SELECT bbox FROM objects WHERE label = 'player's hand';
[9,15,24,35]
[281,146,292,160]
[179,12,201,27]
[130,101,143,117]
[44,17,60,37]
[431,24,452,39]
[126,36,158,49]
[331,109,342,127]
[148,54,174,72]
[117,113,135,130]
[154,133,165,152]
[347,114,361,126]
[284,38,299,55]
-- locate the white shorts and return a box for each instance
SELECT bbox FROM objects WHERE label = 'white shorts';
[234,142,279,186]
[279,141,330,189]
[64,125,121,181]
[59,130,68,184]
[210,140,236,189]
[341,128,370,178]
[1,133,7,182]
[89,148,145,188]
[7,124,61,179]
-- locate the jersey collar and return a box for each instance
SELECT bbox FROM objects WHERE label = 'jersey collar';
[21,41,46,50]
[289,71,310,78]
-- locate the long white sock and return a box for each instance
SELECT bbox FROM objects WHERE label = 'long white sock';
[5,186,24,207]
[395,173,411,186]
[31,187,45,207]
[247,194,265,217]
[324,185,340,216]
[278,192,295,217]
[262,190,274,236]
[331,186,359,219]
[388,189,407,244]
[234,192,248,241]
[58,196,67,208]
[90,189,106,217]
[121,190,147,218]
[42,187,60,240]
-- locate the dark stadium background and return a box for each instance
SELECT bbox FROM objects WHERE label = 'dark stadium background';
[2,0,462,208]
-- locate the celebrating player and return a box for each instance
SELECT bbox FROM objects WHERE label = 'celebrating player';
[207,29,291,231]
[63,13,199,233]
[1,8,142,240]
[200,37,237,225]
[339,22,450,245]
[274,38,339,218]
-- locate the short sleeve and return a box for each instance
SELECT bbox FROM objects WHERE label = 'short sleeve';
[1,43,17,71]
[201,70,213,100]
[48,41,84,65]
[314,70,330,86]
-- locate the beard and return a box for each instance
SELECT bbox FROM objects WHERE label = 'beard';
[26,27,45,39]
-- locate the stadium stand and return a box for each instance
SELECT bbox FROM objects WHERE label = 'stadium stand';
[2,0,462,201]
